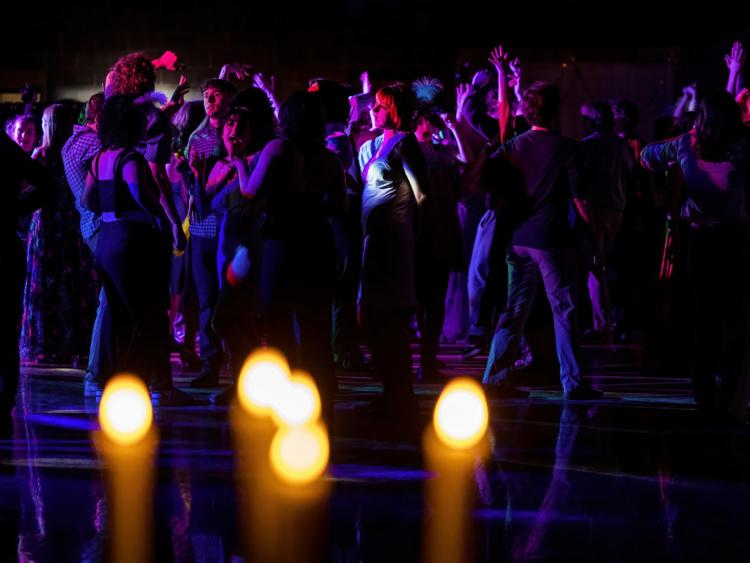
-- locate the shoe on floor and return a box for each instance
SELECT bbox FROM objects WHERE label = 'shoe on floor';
[83,371,100,398]
[563,385,603,401]
[190,368,220,389]
[460,344,486,361]
[151,387,194,406]
[210,385,235,406]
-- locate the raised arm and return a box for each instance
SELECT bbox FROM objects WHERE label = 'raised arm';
[161,75,190,120]
[360,71,372,95]
[441,112,473,164]
[219,62,253,81]
[640,136,681,173]
[673,84,696,121]
[725,41,745,97]
[509,57,523,103]
[488,44,513,143]
[253,73,280,118]
[237,139,283,199]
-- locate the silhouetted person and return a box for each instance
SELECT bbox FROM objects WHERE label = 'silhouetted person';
[0,134,56,430]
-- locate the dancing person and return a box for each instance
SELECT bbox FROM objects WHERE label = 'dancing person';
[62,92,113,396]
[185,78,237,387]
[209,88,276,404]
[481,82,601,400]
[21,103,98,366]
[641,89,750,423]
[0,134,56,433]
[82,95,191,405]
[357,84,427,422]
[239,90,346,423]
[578,100,635,341]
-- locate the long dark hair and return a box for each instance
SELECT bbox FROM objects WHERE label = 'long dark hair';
[279,90,325,150]
[230,87,277,154]
[694,89,743,162]
[171,100,205,154]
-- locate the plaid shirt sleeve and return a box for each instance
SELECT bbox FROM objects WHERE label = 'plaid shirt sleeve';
[62,127,102,240]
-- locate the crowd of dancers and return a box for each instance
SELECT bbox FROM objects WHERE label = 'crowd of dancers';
[4,41,750,429]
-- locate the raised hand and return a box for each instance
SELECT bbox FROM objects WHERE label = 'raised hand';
[488,45,508,72]
[682,83,697,98]
[170,75,190,106]
[221,63,253,81]
[253,72,276,94]
[509,57,522,79]
[20,82,38,105]
[440,112,456,131]
[361,71,372,94]
[736,87,750,106]
[188,147,205,179]
[724,41,745,73]
[455,83,471,122]
[471,69,491,88]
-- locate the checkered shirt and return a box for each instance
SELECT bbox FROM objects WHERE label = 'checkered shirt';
[62,125,102,240]
[186,119,224,238]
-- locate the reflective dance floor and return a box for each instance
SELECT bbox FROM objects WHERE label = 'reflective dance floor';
[2,344,750,562]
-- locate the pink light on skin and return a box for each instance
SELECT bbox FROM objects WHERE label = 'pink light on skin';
[13,119,37,154]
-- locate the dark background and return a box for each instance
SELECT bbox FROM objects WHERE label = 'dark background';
[2,1,749,139]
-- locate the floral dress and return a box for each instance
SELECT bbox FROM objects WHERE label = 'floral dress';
[20,152,98,365]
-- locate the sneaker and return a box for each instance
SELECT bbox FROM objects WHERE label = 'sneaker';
[460,344,485,361]
[83,372,100,398]
[151,387,194,406]
[512,351,535,371]
[563,385,603,401]
[484,382,530,399]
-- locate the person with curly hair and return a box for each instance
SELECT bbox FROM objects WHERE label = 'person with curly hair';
[82,95,191,406]
[104,52,187,254]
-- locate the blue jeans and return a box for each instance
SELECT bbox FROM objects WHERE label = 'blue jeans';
[467,209,496,340]
[84,233,112,383]
[483,245,582,393]
[190,234,223,369]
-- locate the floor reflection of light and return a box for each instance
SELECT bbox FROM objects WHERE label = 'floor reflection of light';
[98,375,152,446]
[433,378,488,450]
[271,371,321,428]
[270,424,329,485]
[237,349,290,417]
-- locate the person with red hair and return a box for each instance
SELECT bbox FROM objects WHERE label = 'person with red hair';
[357,84,428,426]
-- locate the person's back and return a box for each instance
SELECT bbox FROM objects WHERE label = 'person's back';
[481,81,600,401]
[499,129,580,249]
[580,131,634,213]
[419,142,462,264]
